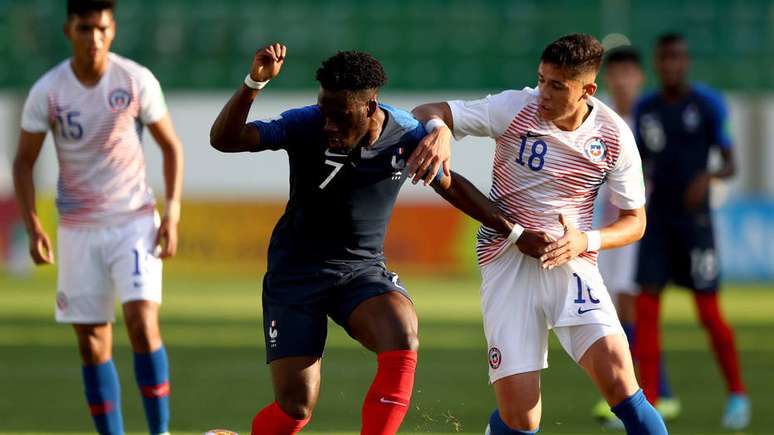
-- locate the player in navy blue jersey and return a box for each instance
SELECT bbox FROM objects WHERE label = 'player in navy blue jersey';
[210,43,520,435]
[633,33,749,430]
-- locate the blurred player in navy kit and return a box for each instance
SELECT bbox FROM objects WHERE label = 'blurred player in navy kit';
[592,46,680,427]
[210,43,519,435]
[633,33,749,430]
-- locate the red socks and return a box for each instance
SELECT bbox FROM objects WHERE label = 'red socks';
[635,292,661,403]
[252,350,417,435]
[251,402,309,435]
[694,292,746,394]
[636,291,747,404]
[361,350,418,435]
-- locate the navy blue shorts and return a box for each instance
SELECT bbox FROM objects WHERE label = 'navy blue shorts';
[261,261,410,363]
[636,212,720,292]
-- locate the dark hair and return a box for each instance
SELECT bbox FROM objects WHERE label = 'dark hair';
[315,51,387,92]
[604,46,641,67]
[67,0,115,17]
[656,32,685,48]
[540,33,604,76]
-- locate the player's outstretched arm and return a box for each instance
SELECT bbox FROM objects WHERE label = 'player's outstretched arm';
[12,130,54,265]
[408,103,454,185]
[540,208,646,269]
[431,171,554,259]
[210,43,286,153]
[147,114,184,258]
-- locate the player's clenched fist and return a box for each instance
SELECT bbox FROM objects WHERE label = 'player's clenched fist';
[250,43,287,83]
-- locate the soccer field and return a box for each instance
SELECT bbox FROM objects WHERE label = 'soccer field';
[1,271,772,434]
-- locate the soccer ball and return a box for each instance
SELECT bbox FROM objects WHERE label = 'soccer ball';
[204,430,238,435]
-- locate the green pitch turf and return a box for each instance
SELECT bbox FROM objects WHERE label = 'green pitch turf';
[1,270,772,434]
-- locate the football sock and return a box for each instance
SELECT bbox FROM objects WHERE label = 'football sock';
[487,409,538,434]
[694,292,746,394]
[658,357,673,399]
[361,350,417,435]
[134,346,170,434]
[82,360,123,434]
[611,389,668,435]
[251,401,309,435]
[635,292,661,403]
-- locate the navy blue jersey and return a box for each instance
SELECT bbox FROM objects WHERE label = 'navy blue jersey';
[634,85,732,214]
[250,104,427,273]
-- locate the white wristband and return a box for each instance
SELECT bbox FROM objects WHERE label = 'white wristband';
[425,118,447,133]
[584,230,601,252]
[244,74,269,90]
[507,223,525,244]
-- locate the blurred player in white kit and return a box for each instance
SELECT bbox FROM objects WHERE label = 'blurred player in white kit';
[12,1,183,433]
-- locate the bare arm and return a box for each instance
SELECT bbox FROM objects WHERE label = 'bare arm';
[596,207,646,249]
[540,207,646,269]
[12,130,54,264]
[431,171,511,235]
[210,43,286,153]
[412,102,454,130]
[685,148,735,210]
[404,102,455,185]
[431,171,555,259]
[147,114,184,258]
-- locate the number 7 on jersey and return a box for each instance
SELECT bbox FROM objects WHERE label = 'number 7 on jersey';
[319,159,344,189]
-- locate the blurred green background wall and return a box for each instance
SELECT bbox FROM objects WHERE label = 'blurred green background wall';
[1,0,772,91]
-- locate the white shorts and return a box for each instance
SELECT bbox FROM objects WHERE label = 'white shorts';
[55,213,163,323]
[480,245,624,383]
[597,242,639,296]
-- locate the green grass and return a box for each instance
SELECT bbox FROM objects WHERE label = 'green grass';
[1,270,772,434]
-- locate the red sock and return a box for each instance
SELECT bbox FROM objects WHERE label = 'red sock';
[361,350,418,435]
[251,401,309,435]
[635,292,661,404]
[694,292,746,394]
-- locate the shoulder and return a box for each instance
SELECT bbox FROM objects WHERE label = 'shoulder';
[634,90,659,114]
[480,87,536,114]
[691,84,727,113]
[381,103,419,130]
[108,53,158,84]
[253,105,322,136]
[29,59,70,95]
[278,105,322,125]
[381,103,425,138]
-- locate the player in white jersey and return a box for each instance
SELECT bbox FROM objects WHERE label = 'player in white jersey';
[12,1,183,434]
[411,34,667,434]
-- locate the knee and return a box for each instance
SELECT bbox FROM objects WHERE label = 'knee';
[369,321,419,353]
[76,332,111,365]
[275,389,316,421]
[601,378,638,405]
[397,328,419,352]
[125,314,161,353]
[499,408,541,432]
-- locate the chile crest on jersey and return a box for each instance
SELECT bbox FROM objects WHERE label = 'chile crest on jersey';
[583,136,606,162]
[108,88,132,112]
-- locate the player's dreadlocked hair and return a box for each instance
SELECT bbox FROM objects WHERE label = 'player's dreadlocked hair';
[315,51,387,93]
[67,0,116,17]
[541,33,604,77]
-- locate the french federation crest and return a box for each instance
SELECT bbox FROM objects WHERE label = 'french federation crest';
[108,88,132,112]
[583,137,606,162]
